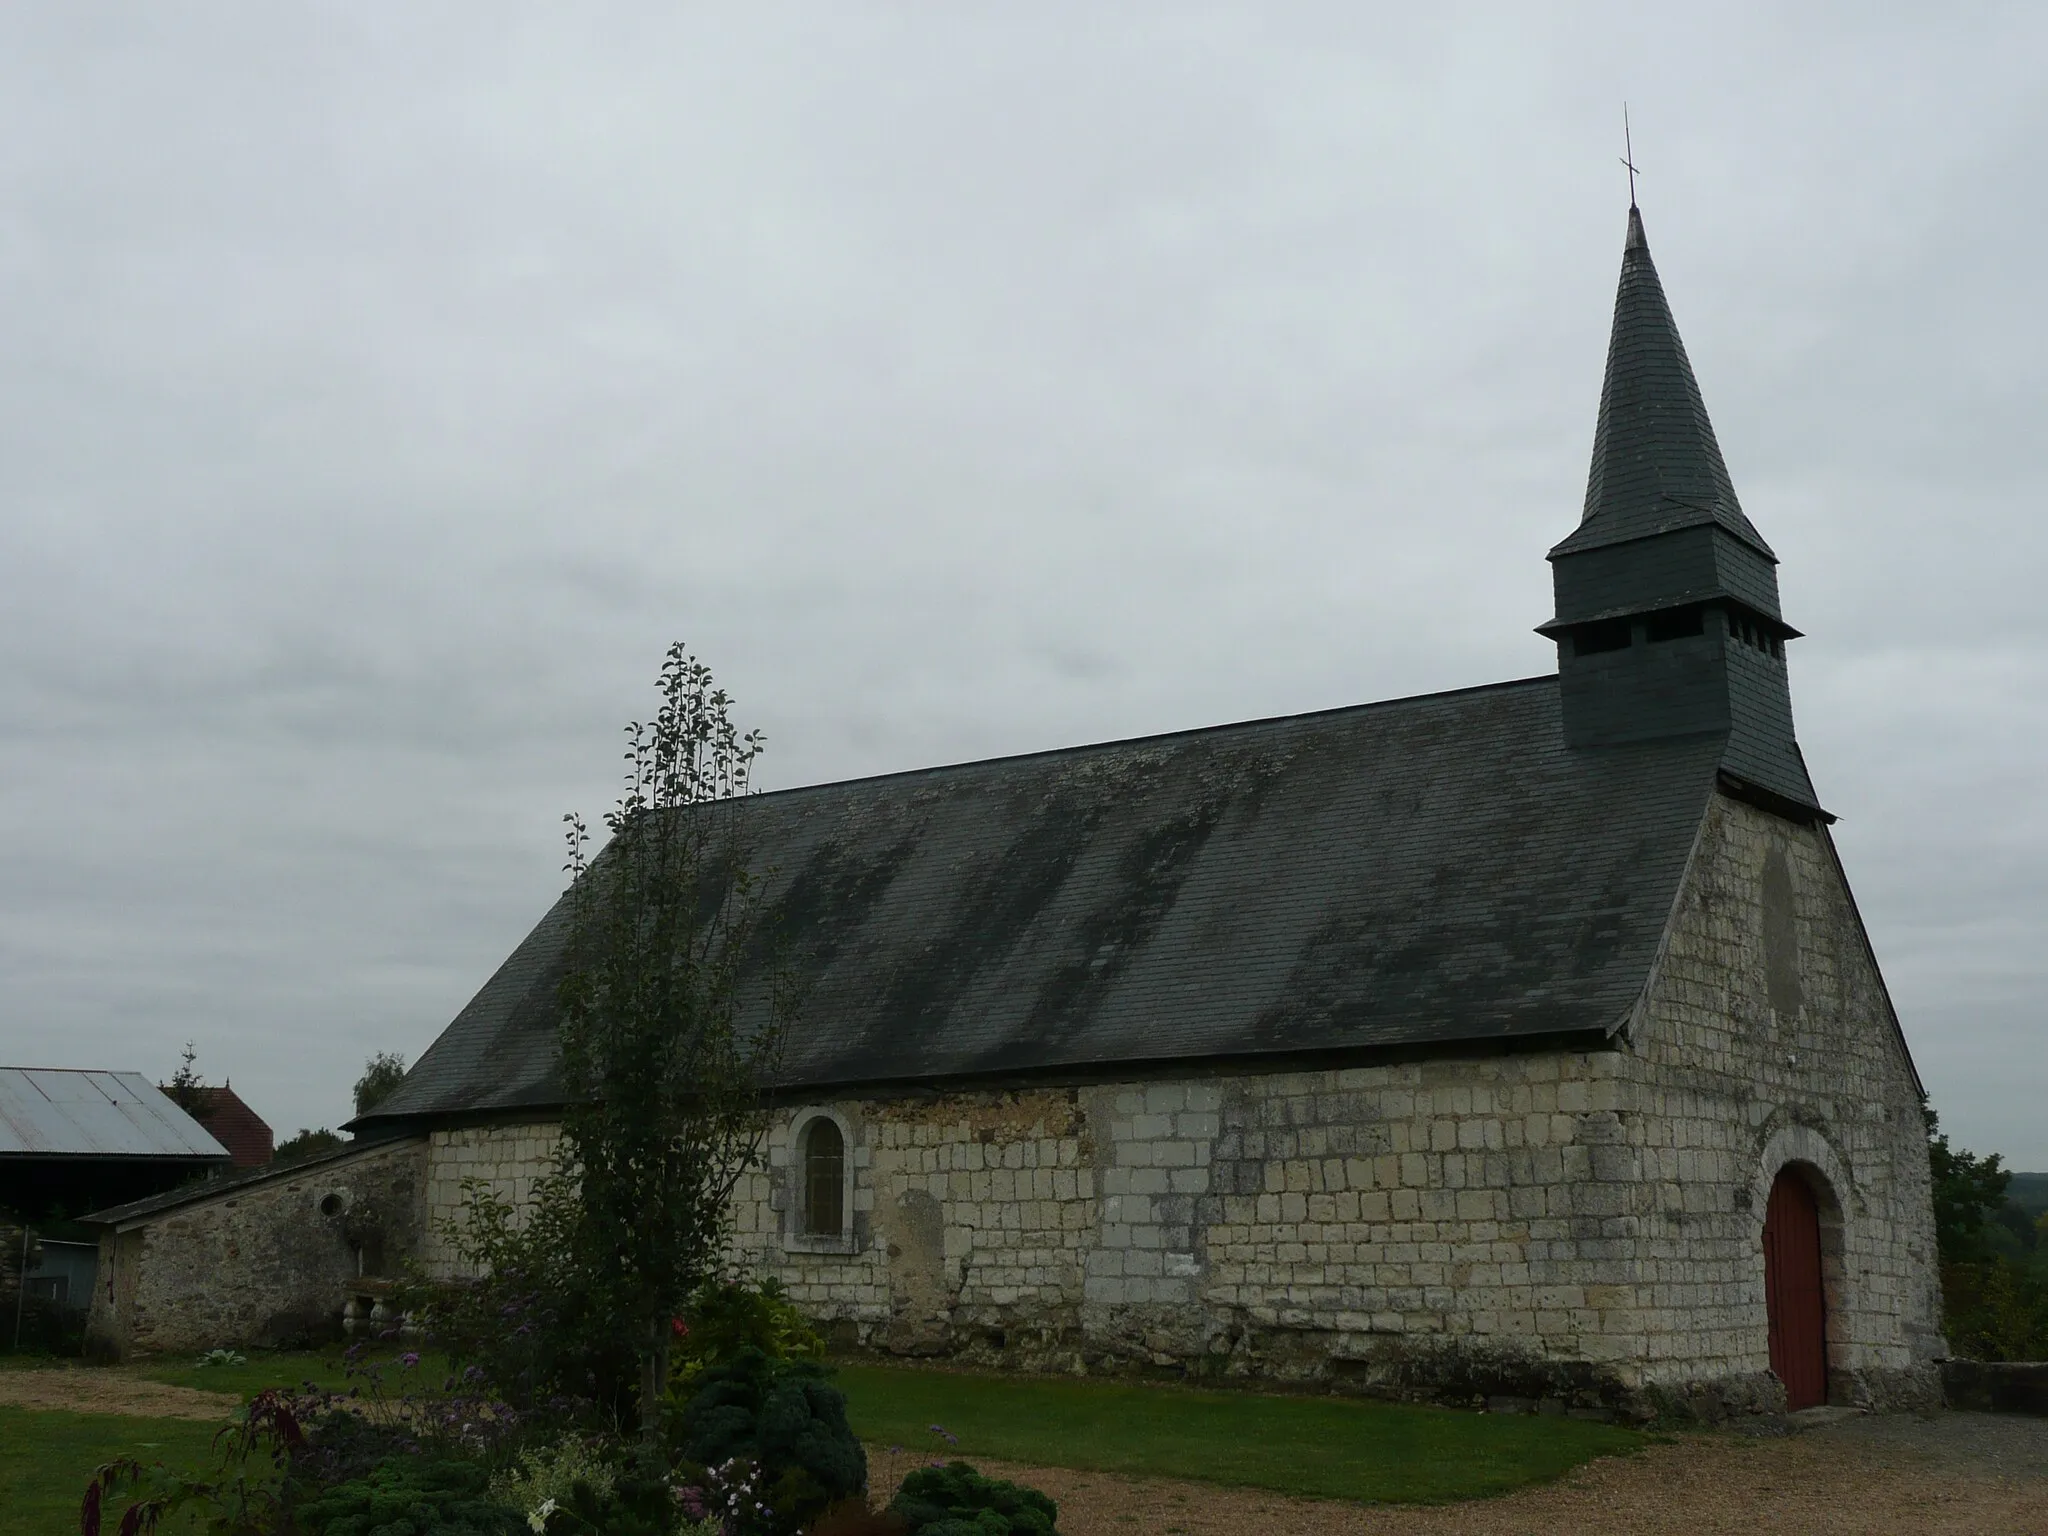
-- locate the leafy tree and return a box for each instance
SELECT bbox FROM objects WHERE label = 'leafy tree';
[1942,1252,2048,1362]
[353,1051,408,1117]
[1924,1104,2010,1264]
[275,1128,348,1166]
[1923,1103,2048,1359]
[555,642,789,1442]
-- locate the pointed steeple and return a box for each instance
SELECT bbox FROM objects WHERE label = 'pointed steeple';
[1539,203,1825,821]
[1553,205,1772,561]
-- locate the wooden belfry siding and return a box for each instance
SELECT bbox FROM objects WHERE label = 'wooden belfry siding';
[1764,1170,1827,1410]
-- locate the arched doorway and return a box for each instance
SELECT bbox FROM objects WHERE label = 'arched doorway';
[1763,1167,1828,1409]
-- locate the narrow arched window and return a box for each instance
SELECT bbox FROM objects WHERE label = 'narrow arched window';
[802,1118,845,1236]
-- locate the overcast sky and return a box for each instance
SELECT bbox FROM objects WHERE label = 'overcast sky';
[2,5,2043,1164]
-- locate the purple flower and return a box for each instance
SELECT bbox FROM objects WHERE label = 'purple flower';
[927,1423,960,1445]
[400,1352,421,1368]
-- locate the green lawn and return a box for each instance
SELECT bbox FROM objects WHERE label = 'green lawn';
[3,1356,1645,1527]
[134,1345,427,1399]
[2,1344,426,1398]
[0,1407,221,1536]
[837,1364,1645,1505]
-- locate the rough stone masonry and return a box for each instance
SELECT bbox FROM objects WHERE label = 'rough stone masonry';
[417,796,1940,1419]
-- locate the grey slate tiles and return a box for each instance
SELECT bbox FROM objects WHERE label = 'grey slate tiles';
[1553,205,1772,561]
[364,680,1725,1125]
[365,201,1828,1131]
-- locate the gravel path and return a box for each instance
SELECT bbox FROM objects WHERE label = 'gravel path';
[7,1370,2040,1531]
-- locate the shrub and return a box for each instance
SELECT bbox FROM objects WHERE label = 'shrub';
[7,1290,86,1355]
[671,1277,826,1390]
[292,1458,525,1536]
[290,1408,425,1492]
[670,1348,865,1532]
[286,1345,526,1473]
[397,1177,639,1425]
[888,1463,1058,1536]
[491,1435,619,1520]
[530,1465,682,1536]
[808,1499,909,1536]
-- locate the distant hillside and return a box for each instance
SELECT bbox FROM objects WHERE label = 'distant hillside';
[2008,1172,2048,1217]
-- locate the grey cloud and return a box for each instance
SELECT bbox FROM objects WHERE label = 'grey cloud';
[1,4,2043,1160]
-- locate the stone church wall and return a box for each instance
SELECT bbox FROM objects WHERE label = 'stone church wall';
[420,1055,1678,1412]
[1604,794,1942,1413]
[417,1122,564,1278]
[411,793,1941,1419]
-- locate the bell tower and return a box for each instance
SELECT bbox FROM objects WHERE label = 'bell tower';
[1539,205,1825,820]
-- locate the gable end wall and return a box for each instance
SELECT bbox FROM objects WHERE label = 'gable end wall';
[1612,792,1941,1412]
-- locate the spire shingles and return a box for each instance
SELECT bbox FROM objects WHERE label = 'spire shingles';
[1552,206,1772,561]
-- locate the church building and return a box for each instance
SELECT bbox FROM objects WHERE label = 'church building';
[97,205,1946,1419]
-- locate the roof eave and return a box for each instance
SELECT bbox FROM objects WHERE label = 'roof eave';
[362,1023,1634,1130]
[1547,514,1778,567]
[1535,594,1804,639]
[1716,768,1835,826]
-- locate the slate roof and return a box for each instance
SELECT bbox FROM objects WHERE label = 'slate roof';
[361,677,1727,1128]
[0,1069,229,1161]
[1551,206,1774,562]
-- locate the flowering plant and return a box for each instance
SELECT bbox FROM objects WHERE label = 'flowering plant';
[491,1435,619,1526]
[701,1456,774,1536]
[80,1389,307,1536]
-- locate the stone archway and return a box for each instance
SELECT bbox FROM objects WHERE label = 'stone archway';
[1750,1125,1853,1411]
[1764,1167,1827,1409]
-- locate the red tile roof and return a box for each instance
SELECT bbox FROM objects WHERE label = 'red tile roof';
[181,1085,273,1168]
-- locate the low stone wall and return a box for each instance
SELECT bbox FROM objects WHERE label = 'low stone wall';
[87,1138,428,1359]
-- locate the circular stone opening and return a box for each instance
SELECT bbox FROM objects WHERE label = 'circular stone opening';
[318,1192,347,1218]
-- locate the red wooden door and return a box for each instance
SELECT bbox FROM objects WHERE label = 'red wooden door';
[1763,1169,1827,1410]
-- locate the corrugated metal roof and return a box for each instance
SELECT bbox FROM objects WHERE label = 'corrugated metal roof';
[0,1069,230,1159]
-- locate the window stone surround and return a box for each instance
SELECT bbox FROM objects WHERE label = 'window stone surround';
[780,1106,862,1256]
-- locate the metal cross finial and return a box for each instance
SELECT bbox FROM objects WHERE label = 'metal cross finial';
[1620,103,1640,207]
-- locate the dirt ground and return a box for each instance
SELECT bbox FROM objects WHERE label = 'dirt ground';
[6,1368,2042,1533]
[0,1365,236,1421]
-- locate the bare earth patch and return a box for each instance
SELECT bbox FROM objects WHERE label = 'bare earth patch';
[0,1366,238,1421]
[869,1412,2048,1535]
